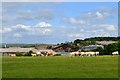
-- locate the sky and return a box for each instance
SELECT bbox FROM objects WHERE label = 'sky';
[1,2,118,44]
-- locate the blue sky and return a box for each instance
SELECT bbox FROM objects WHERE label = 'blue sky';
[1,2,118,44]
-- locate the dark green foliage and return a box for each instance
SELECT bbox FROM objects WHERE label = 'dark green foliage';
[84,37,118,41]
[74,39,82,43]
[104,43,118,55]
[118,41,120,55]
[92,47,104,55]
[91,43,118,55]
[24,52,32,56]
[53,54,61,56]
[24,51,34,56]
[16,52,23,56]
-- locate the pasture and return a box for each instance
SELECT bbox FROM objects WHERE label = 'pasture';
[2,56,118,78]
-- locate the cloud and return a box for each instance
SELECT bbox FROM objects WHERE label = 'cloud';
[2,22,53,38]
[62,10,113,26]
[42,28,52,34]
[70,17,86,24]
[82,11,111,21]
[0,27,12,33]
[63,17,86,25]
[2,2,118,44]
[35,22,52,27]
[15,22,52,35]
[16,10,32,15]
[13,24,33,31]
[36,9,55,20]
[63,33,83,38]
[106,25,116,31]
[100,24,116,31]
[2,3,55,27]
[96,12,104,19]
[13,33,22,37]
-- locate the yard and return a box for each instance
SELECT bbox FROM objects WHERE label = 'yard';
[2,56,118,78]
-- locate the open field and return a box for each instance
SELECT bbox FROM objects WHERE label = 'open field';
[2,56,118,78]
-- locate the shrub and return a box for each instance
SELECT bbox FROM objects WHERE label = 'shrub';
[24,52,32,56]
[54,54,61,56]
[24,50,36,56]
[16,52,23,56]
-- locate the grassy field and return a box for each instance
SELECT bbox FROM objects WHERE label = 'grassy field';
[2,56,118,78]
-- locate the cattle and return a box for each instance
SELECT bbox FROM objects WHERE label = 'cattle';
[80,51,99,56]
[70,51,99,57]
[112,51,118,55]
[41,51,48,56]
[80,52,86,56]
[47,52,53,56]
[95,52,99,56]
[40,51,54,56]
[31,54,37,56]
[9,53,16,57]
[69,51,80,56]
[89,52,96,56]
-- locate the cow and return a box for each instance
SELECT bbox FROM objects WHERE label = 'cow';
[82,52,96,56]
[47,52,53,56]
[80,52,86,56]
[95,52,99,56]
[69,51,80,56]
[31,54,37,56]
[112,51,118,55]
[41,51,48,56]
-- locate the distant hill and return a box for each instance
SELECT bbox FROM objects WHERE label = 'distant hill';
[1,43,55,48]
[84,37,118,41]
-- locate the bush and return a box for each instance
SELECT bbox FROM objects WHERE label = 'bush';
[16,52,23,56]
[24,52,32,56]
[91,47,104,55]
[54,54,61,56]
[24,50,36,56]
[104,43,118,55]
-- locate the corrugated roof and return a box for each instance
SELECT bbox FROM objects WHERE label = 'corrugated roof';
[37,49,57,54]
[0,48,36,52]
[0,48,57,54]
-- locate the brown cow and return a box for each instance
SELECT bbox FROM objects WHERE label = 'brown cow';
[47,52,53,56]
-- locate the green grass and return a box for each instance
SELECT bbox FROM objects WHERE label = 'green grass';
[2,56,118,78]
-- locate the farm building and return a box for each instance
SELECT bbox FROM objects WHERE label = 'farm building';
[0,47,37,56]
[0,47,57,56]
[36,49,57,56]
[81,45,104,51]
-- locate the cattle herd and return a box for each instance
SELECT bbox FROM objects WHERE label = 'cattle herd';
[69,51,99,56]
[33,51,119,57]
[69,51,119,56]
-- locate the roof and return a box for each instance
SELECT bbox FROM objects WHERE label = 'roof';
[81,45,104,51]
[0,48,36,53]
[36,49,57,54]
[0,48,57,54]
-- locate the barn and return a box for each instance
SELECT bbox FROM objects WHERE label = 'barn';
[0,47,37,56]
[36,49,57,56]
[0,48,57,56]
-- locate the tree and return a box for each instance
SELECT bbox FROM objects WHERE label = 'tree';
[104,43,118,55]
[24,50,34,56]
[16,52,23,56]
[74,39,82,43]
[118,41,120,55]
[91,47,104,55]
[97,47,104,55]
